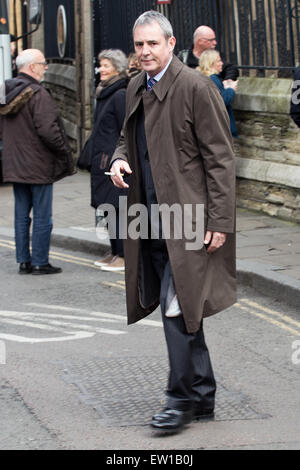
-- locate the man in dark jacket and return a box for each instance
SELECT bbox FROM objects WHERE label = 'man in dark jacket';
[178,25,239,80]
[290,65,300,128]
[0,49,75,275]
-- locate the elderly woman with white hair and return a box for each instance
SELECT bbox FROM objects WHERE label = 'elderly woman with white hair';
[90,49,128,272]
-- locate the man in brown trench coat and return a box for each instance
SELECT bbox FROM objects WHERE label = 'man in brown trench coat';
[110,11,236,434]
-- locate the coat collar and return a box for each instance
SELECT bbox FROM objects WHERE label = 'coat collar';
[96,76,128,100]
[133,55,184,103]
[17,72,40,85]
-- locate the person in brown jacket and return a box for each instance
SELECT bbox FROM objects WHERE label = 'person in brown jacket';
[0,49,75,275]
[110,11,236,434]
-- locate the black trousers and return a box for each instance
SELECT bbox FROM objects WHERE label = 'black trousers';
[151,240,216,411]
[136,105,215,411]
[108,208,124,257]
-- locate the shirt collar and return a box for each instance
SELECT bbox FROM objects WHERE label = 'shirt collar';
[146,56,173,83]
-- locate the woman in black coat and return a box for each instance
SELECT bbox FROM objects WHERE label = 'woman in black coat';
[91,49,128,271]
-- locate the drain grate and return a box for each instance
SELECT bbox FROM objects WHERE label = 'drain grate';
[61,357,268,426]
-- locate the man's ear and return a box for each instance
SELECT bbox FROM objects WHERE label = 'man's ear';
[169,36,176,52]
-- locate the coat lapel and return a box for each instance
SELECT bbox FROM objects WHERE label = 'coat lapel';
[126,71,146,122]
[152,56,184,102]
[126,55,185,121]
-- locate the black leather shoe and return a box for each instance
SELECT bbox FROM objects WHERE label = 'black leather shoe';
[31,263,62,275]
[19,262,32,274]
[193,406,215,421]
[151,408,193,433]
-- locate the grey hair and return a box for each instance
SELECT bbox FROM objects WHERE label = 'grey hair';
[16,50,37,70]
[133,10,173,39]
[98,49,128,75]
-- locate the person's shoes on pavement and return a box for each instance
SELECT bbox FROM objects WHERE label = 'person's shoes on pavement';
[94,253,114,267]
[151,408,193,433]
[193,406,215,421]
[19,262,32,274]
[100,255,125,272]
[31,263,62,275]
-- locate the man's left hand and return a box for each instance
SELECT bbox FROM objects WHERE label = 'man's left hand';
[204,231,226,254]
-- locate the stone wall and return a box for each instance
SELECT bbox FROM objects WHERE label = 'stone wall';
[43,64,78,154]
[28,9,78,155]
[233,77,300,223]
[29,0,94,158]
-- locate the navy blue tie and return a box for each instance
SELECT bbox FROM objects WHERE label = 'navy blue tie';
[147,77,157,91]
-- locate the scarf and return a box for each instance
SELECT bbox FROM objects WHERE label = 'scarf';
[95,74,125,98]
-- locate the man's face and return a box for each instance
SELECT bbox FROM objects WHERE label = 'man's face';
[134,22,176,78]
[199,31,217,51]
[31,52,48,82]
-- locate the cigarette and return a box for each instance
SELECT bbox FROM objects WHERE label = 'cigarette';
[104,171,124,176]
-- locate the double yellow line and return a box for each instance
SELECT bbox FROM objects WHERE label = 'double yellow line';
[50,250,100,269]
[236,298,300,336]
[0,238,124,273]
[102,279,126,290]
[0,239,16,250]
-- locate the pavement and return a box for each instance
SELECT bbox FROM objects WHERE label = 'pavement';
[1,170,300,308]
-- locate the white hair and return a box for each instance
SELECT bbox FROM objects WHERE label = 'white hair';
[16,49,39,70]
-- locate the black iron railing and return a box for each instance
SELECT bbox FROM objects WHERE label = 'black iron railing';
[93,0,300,77]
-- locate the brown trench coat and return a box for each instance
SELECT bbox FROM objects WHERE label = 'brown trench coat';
[111,56,236,333]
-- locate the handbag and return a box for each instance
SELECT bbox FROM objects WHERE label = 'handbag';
[77,135,93,171]
[77,100,104,171]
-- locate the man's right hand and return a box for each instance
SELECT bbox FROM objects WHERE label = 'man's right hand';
[111,160,132,189]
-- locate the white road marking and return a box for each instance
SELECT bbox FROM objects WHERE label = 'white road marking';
[1,311,120,324]
[0,300,162,345]
[26,303,163,327]
[0,316,68,332]
[0,331,95,344]
[0,311,125,336]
